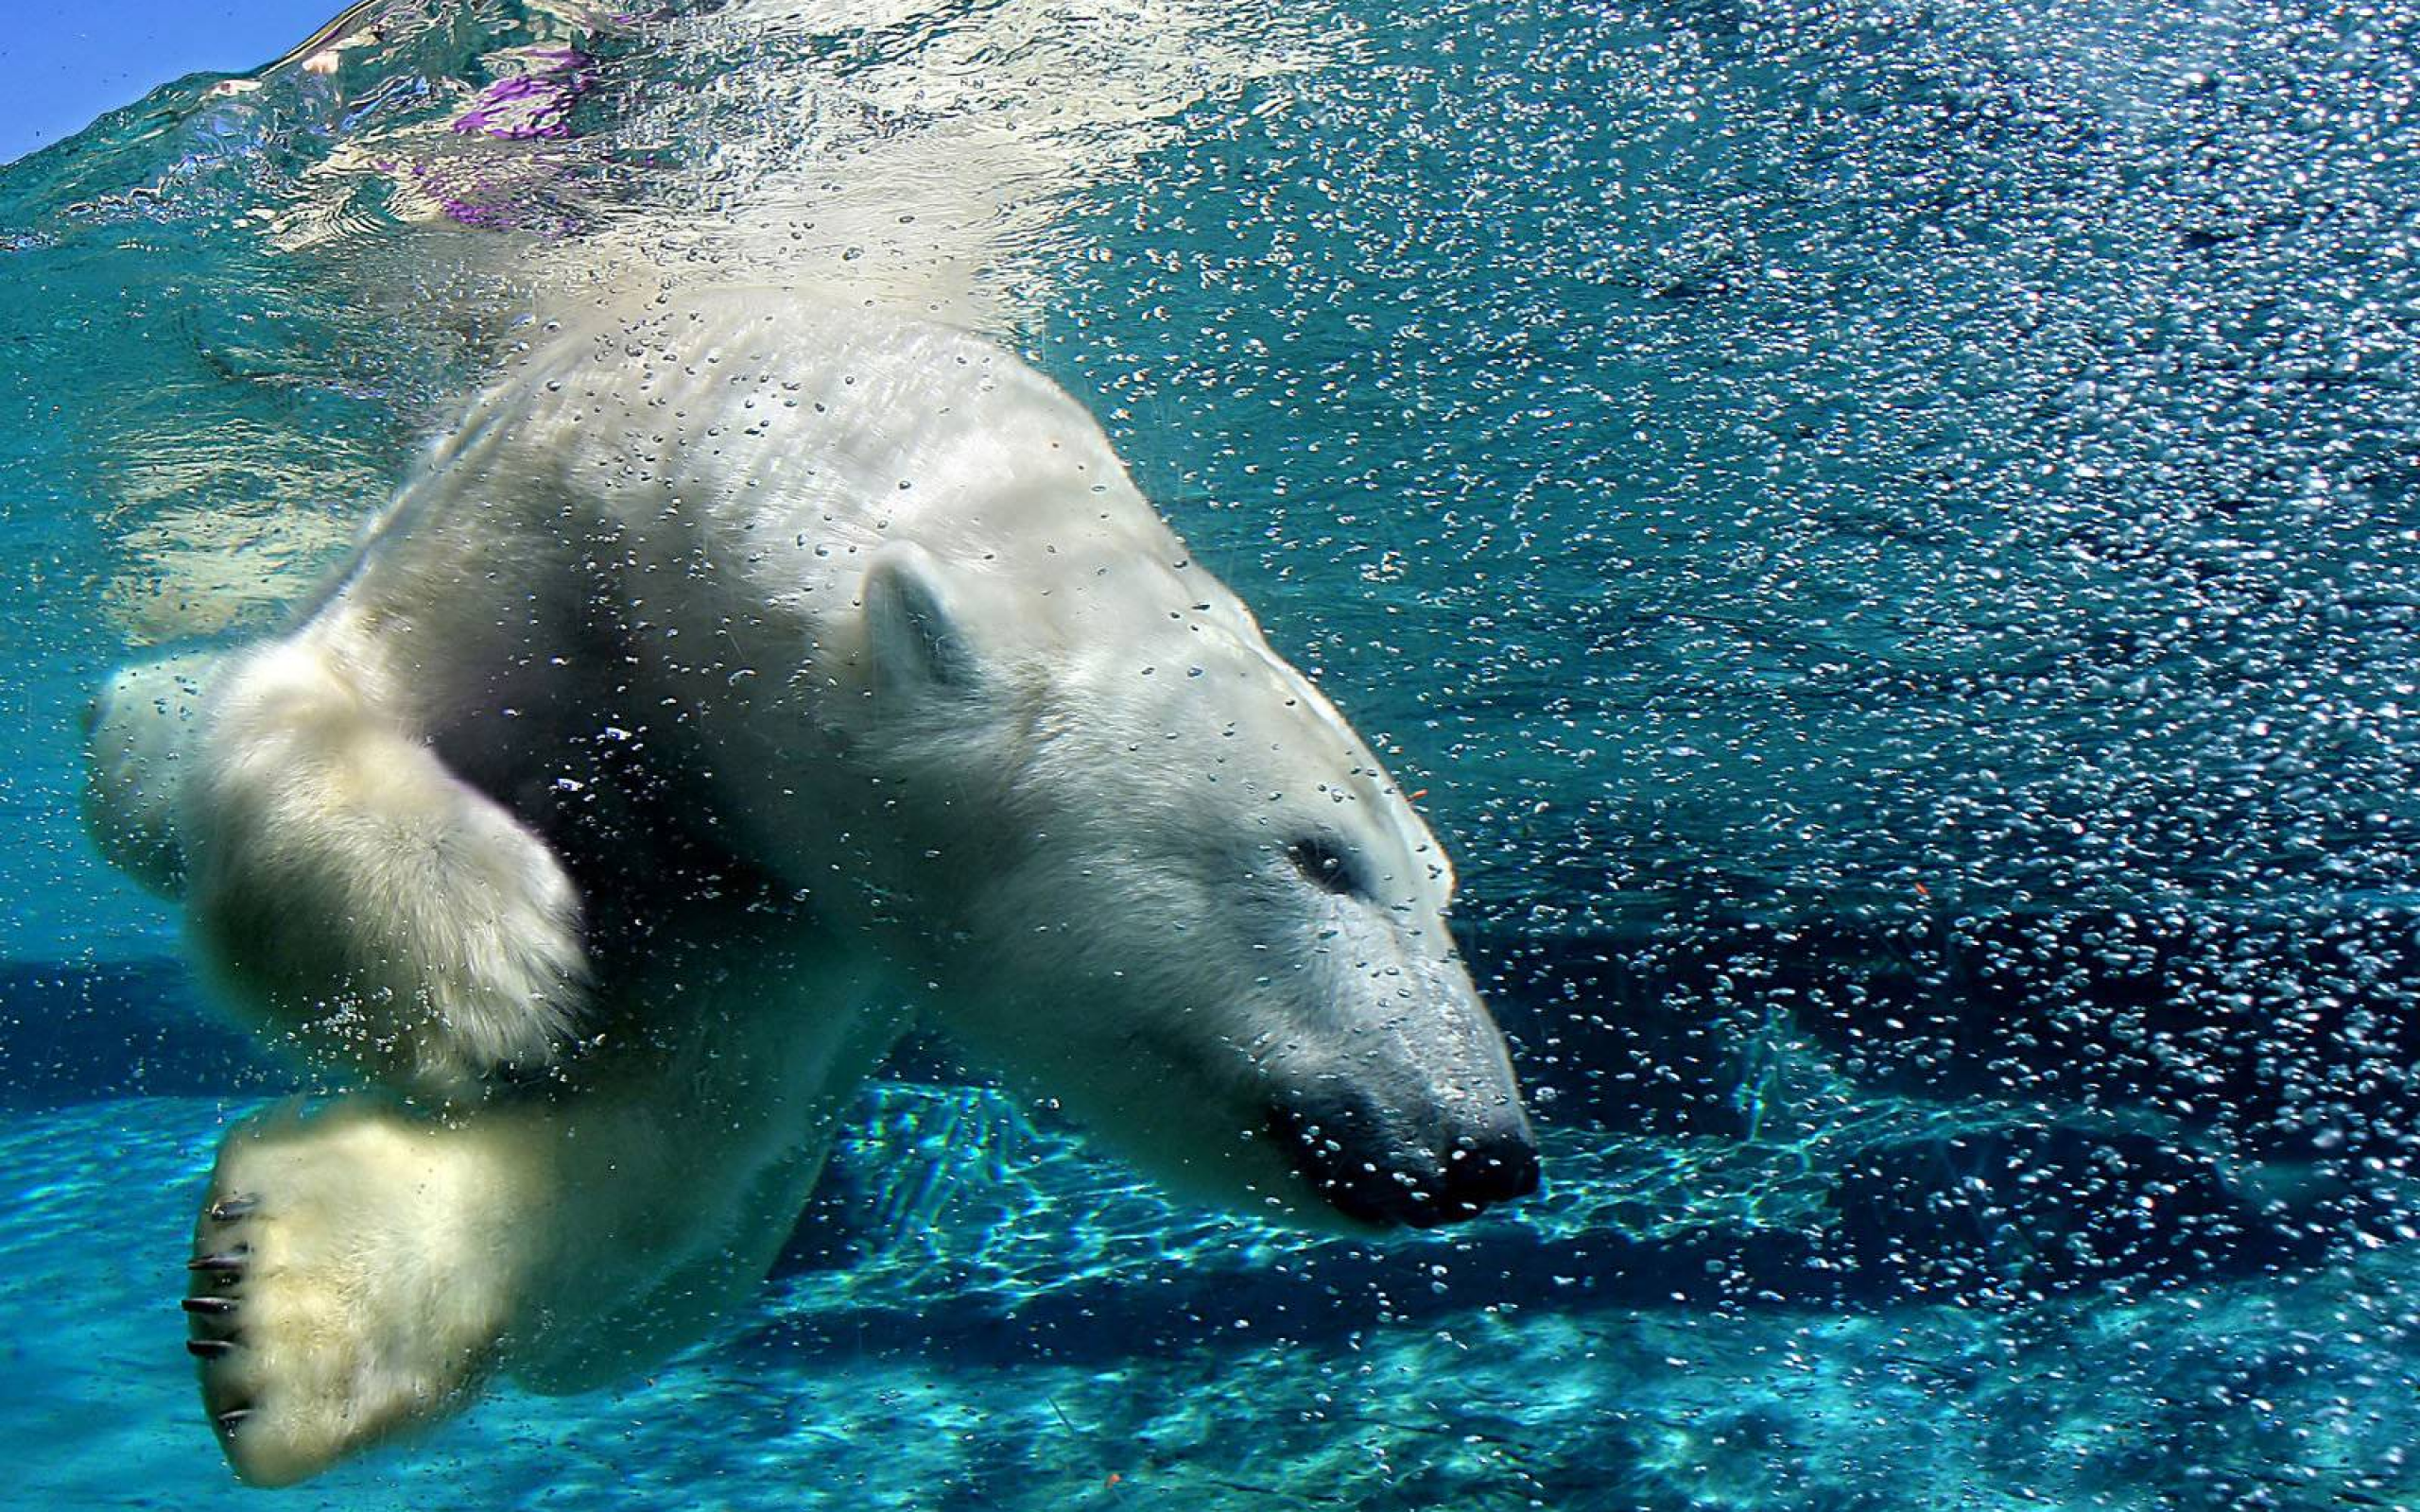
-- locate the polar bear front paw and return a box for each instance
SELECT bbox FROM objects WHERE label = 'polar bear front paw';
[191,723,590,1101]
[183,1106,526,1486]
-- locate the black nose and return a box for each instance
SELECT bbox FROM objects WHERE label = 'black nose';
[1267,1096,1541,1229]
[1437,1120,1542,1215]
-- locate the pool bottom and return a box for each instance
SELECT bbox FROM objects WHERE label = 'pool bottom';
[9,1091,2414,1511]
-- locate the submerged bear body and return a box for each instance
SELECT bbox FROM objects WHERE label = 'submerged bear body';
[84,291,1535,1485]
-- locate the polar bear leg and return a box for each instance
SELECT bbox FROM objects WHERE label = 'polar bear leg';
[504,985,908,1396]
[184,936,905,1485]
[80,649,220,897]
[184,639,587,1098]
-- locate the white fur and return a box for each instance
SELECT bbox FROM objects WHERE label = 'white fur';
[93,290,1527,1485]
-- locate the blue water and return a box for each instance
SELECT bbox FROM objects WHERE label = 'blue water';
[9,0,2420,1505]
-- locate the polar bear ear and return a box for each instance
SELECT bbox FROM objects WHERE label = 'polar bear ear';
[862,543,984,694]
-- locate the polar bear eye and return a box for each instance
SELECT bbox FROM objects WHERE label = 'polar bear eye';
[1287,836,1368,900]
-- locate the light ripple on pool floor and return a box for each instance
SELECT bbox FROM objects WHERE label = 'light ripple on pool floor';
[9,1091,2418,1511]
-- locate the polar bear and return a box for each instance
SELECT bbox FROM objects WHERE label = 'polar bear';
[82,289,1537,1486]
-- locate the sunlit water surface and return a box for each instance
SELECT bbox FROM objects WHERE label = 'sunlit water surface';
[9,0,2420,1506]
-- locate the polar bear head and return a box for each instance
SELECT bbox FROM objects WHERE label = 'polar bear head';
[850,541,1538,1230]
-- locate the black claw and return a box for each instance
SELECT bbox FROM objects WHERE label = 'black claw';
[188,1250,247,1273]
[216,1408,252,1434]
[186,1338,235,1359]
[206,1195,259,1223]
[182,1297,237,1316]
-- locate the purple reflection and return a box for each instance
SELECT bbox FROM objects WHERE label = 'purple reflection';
[450,47,594,141]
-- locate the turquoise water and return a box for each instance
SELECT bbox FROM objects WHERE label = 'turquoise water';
[9,0,2420,1504]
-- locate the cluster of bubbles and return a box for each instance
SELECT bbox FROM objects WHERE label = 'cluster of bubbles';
[1058,0,2420,928]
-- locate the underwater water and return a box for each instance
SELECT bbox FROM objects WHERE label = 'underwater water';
[9,0,2420,1505]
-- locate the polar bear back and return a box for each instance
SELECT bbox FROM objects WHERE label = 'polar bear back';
[278,289,1287,775]
[404,291,1249,657]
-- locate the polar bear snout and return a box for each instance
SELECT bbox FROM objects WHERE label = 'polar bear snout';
[1266,1084,1540,1229]
[1245,925,1539,1228]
